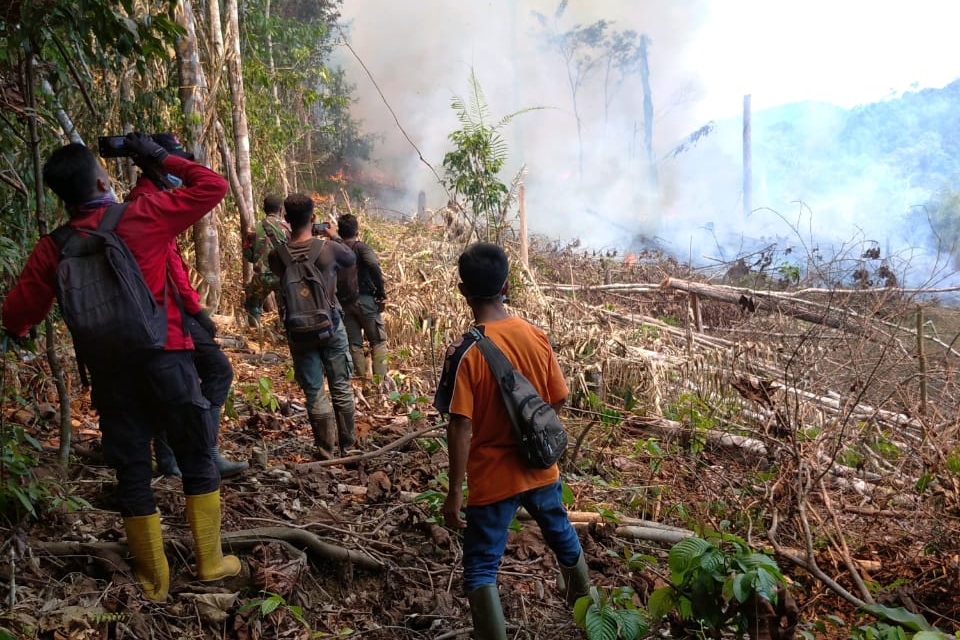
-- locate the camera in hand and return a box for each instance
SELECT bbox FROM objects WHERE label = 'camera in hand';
[312,222,330,236]
[98,134,162,158]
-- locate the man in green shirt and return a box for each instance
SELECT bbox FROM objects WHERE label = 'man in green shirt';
[243,194,290,327]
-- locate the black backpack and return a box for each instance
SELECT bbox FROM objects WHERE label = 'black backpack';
[50,203,168,369]
[276,239,337,347]
[335,241,360,306]
[469,327,568,468]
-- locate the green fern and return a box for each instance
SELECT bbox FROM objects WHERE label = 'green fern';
[442,68,543,242]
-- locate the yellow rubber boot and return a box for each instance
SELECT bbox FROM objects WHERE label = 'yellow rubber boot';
[185,490,242,582]
[123,512,170,601]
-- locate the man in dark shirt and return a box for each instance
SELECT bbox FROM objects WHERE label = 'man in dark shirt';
[1,136,240,601]
[333,213,390,383]
[268,193,358,459]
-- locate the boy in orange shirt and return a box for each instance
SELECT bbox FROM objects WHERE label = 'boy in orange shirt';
[433,243,590,640]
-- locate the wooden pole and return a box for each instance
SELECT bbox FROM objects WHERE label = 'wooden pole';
[917,306,927,417]
[518,184,529,270]
[743,94,752,218]
[691,293,703,333]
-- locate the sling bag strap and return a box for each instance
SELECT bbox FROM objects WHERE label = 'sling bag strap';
[468,327,526,443]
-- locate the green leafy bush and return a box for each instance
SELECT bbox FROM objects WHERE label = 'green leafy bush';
[647,533,786,638]
[574,586,649,640]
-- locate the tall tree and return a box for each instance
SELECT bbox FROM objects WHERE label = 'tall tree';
[174,0,222,308]
[224,0,255,235]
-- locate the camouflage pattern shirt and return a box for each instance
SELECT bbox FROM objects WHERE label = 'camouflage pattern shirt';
[243,215,290,283]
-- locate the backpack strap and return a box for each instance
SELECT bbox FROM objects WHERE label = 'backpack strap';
[50,224,74,249]
[276,242,294,268]
[49,202,131,250]
[97,202,131,232]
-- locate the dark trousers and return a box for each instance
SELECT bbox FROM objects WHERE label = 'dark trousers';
[184,314,233,406]
[92,350,219,516]
[154,316,235,469]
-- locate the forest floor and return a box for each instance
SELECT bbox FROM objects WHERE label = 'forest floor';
[1,216,959,640]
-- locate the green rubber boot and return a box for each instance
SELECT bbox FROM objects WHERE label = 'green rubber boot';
[467,584,507,640]
[559,551,591,606]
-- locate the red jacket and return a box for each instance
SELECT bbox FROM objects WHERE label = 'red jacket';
[1,155,226,350]
[127,176,203,316]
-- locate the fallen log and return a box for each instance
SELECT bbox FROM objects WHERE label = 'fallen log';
[661,277,874,337]
[622,414,769,458]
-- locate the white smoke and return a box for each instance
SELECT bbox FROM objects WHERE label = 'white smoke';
[335,0,960,285]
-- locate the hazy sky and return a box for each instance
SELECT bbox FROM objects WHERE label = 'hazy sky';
[690,0,960,118]
[334,0,960,266]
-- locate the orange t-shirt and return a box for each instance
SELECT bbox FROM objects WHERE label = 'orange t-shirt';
[433,317,569,506]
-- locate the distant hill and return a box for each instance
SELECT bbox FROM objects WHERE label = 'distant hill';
[660,79,960,280]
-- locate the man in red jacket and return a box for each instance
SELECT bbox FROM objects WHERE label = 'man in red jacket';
[127,139,248,479]
[1,135,239,601]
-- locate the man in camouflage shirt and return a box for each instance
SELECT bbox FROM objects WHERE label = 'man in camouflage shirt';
[243,194,290,327]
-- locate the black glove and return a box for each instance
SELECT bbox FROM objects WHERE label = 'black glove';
[192,310,217,338]
[124,132,169,164]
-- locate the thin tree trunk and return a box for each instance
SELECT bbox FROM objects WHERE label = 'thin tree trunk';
[265,0,291,194]
[174,0,222,310]
[743,94,752,218]
[639,34,656,189]
[25,54,71,468]
[224,0,254,227]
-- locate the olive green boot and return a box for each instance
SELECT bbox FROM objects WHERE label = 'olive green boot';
[558,551,591,606]
[349,347,368,380]
[467,584,507,640]
[309,414,336,460]
[336,409,357,454]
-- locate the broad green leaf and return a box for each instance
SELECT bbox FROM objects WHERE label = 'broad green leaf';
[261,597,281,614]
[668,536,714,579]
[862,604,934,632]
[560,480,574,505]
[754,568,781,602]
[646,586,676,620]
[573,594,593,627]
[585,605,619,640]
[729,571,752,603]
[616,608,649,639]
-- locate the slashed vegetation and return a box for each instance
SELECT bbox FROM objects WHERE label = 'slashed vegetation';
[1,214,959,639]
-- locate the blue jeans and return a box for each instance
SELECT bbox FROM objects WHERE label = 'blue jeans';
[463,479,581,592]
